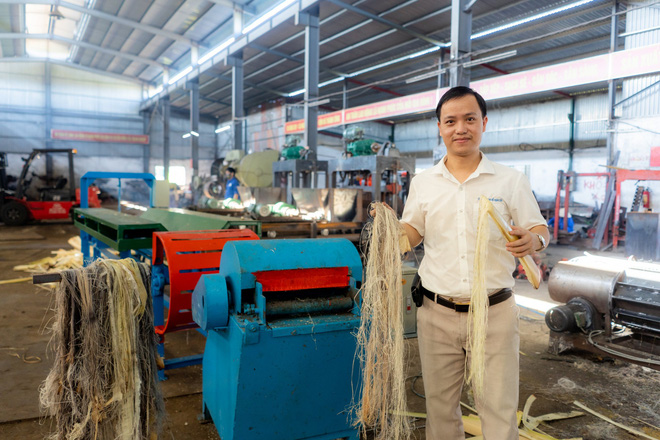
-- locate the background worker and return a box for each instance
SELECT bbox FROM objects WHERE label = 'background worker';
[224,167,240,200]
[399,86,549,439]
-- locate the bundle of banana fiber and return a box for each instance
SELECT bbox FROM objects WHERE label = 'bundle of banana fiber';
[40,258,165,440]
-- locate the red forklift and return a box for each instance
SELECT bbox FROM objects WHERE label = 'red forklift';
[0,148,100,226]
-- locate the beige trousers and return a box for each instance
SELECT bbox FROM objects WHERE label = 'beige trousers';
[417,294,520,440]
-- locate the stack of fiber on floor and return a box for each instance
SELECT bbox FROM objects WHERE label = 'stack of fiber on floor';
[355,202,411,440]
[40,258,165,440]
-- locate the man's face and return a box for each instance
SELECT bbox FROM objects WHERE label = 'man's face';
[437,94,488,158]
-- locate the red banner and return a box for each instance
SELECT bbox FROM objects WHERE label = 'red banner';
[285,90,438,134]
[284,44,660,133]
[51,129,149,145]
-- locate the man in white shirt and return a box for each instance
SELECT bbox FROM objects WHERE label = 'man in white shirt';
[401,86,549,439]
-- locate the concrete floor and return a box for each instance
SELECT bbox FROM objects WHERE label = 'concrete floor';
[0,222,659,439]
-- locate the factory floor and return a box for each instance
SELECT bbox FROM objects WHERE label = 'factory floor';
[0,223,658,440]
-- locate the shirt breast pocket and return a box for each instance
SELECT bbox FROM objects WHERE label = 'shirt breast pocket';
[472,198,509,243]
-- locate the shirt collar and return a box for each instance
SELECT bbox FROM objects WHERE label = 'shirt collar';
[431,152,496,180]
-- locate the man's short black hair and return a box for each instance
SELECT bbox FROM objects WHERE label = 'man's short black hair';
[226,167,236,174]
[435,86,487,121]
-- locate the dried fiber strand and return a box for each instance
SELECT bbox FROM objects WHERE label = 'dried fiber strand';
[466,196,491,401]
[40,258,165,440]
[355,202,411,440]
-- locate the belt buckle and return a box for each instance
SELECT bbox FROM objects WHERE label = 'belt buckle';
[454,301,470,306]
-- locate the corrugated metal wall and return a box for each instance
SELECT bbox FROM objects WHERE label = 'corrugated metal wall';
[394,93,610,157]
[620,0,660,119]
[0,61,221,183]
[0,61,145,175]
[616,0,660,213]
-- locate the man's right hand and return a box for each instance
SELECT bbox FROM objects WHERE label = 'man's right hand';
[369,202,395,218]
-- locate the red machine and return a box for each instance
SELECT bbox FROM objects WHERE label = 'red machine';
[0,149,100,226]
[151,229,259,379]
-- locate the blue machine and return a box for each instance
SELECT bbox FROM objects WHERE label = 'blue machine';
[192,238,362,440]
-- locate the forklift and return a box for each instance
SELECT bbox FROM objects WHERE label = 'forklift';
[0,148,99,226]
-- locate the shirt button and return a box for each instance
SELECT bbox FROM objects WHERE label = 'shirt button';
[458,209,463,213]
[462,279,468,283]
[461,255,465,259]
[459,187,463,191]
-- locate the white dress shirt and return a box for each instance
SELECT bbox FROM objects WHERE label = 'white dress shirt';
[402,153,547,300]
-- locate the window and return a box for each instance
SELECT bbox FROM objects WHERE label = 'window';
[154,166,187,187]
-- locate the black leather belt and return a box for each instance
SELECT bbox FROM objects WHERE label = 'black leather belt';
[420,284,512,312]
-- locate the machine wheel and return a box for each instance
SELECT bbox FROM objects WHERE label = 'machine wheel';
[1,201,29,226]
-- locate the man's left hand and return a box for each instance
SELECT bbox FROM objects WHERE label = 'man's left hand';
[505,226,535,258]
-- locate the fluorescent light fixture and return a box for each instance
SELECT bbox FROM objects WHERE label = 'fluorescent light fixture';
[307,98,330,107]
[462,50,517,68]
[319,76,345,87]
[215,125,231,133]
[198,37,236,65]
[407,46,443,59]
[168,66,193,85]
[405,69,447,84]
[348,46,443,78]
[472,0,598,40]
[191,131,199,137]
[148,86,163,98]
[288,88,305,97]
[182,133,191,139]
[289,77,346,97]
[242,0,297,34]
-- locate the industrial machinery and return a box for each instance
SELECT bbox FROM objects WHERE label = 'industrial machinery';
[273,146,329,204]
[546,255,660,369]
[343,126,381,157]
[201,149,280,207]
[328,154,414,215]
[192,238,362,440]
[0,149,100,226]
[280,135,308,160]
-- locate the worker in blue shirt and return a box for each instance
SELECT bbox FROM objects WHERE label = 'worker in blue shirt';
[224,167,240,200]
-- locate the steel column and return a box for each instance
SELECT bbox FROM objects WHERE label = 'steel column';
[229,52,244,152]
[142,111,151,174]
[189,79,200,178]
[606,0,619,167]
[449,0,472,87]
[162,96,171,181]
[45,61,53,178]
[297,6,320,160]
[568,98,576,171]
[342,79,348,155]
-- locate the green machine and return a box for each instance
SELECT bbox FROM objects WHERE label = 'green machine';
[343,126,381,157]
[75,207,262,262]
[280,135,308,160]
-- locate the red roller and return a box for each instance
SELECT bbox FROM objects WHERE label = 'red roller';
[153,229,259,335]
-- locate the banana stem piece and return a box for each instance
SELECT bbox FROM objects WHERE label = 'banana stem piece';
[482,197,541,289]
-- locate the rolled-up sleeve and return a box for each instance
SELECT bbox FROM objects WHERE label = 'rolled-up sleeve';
[401,177,425,237]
